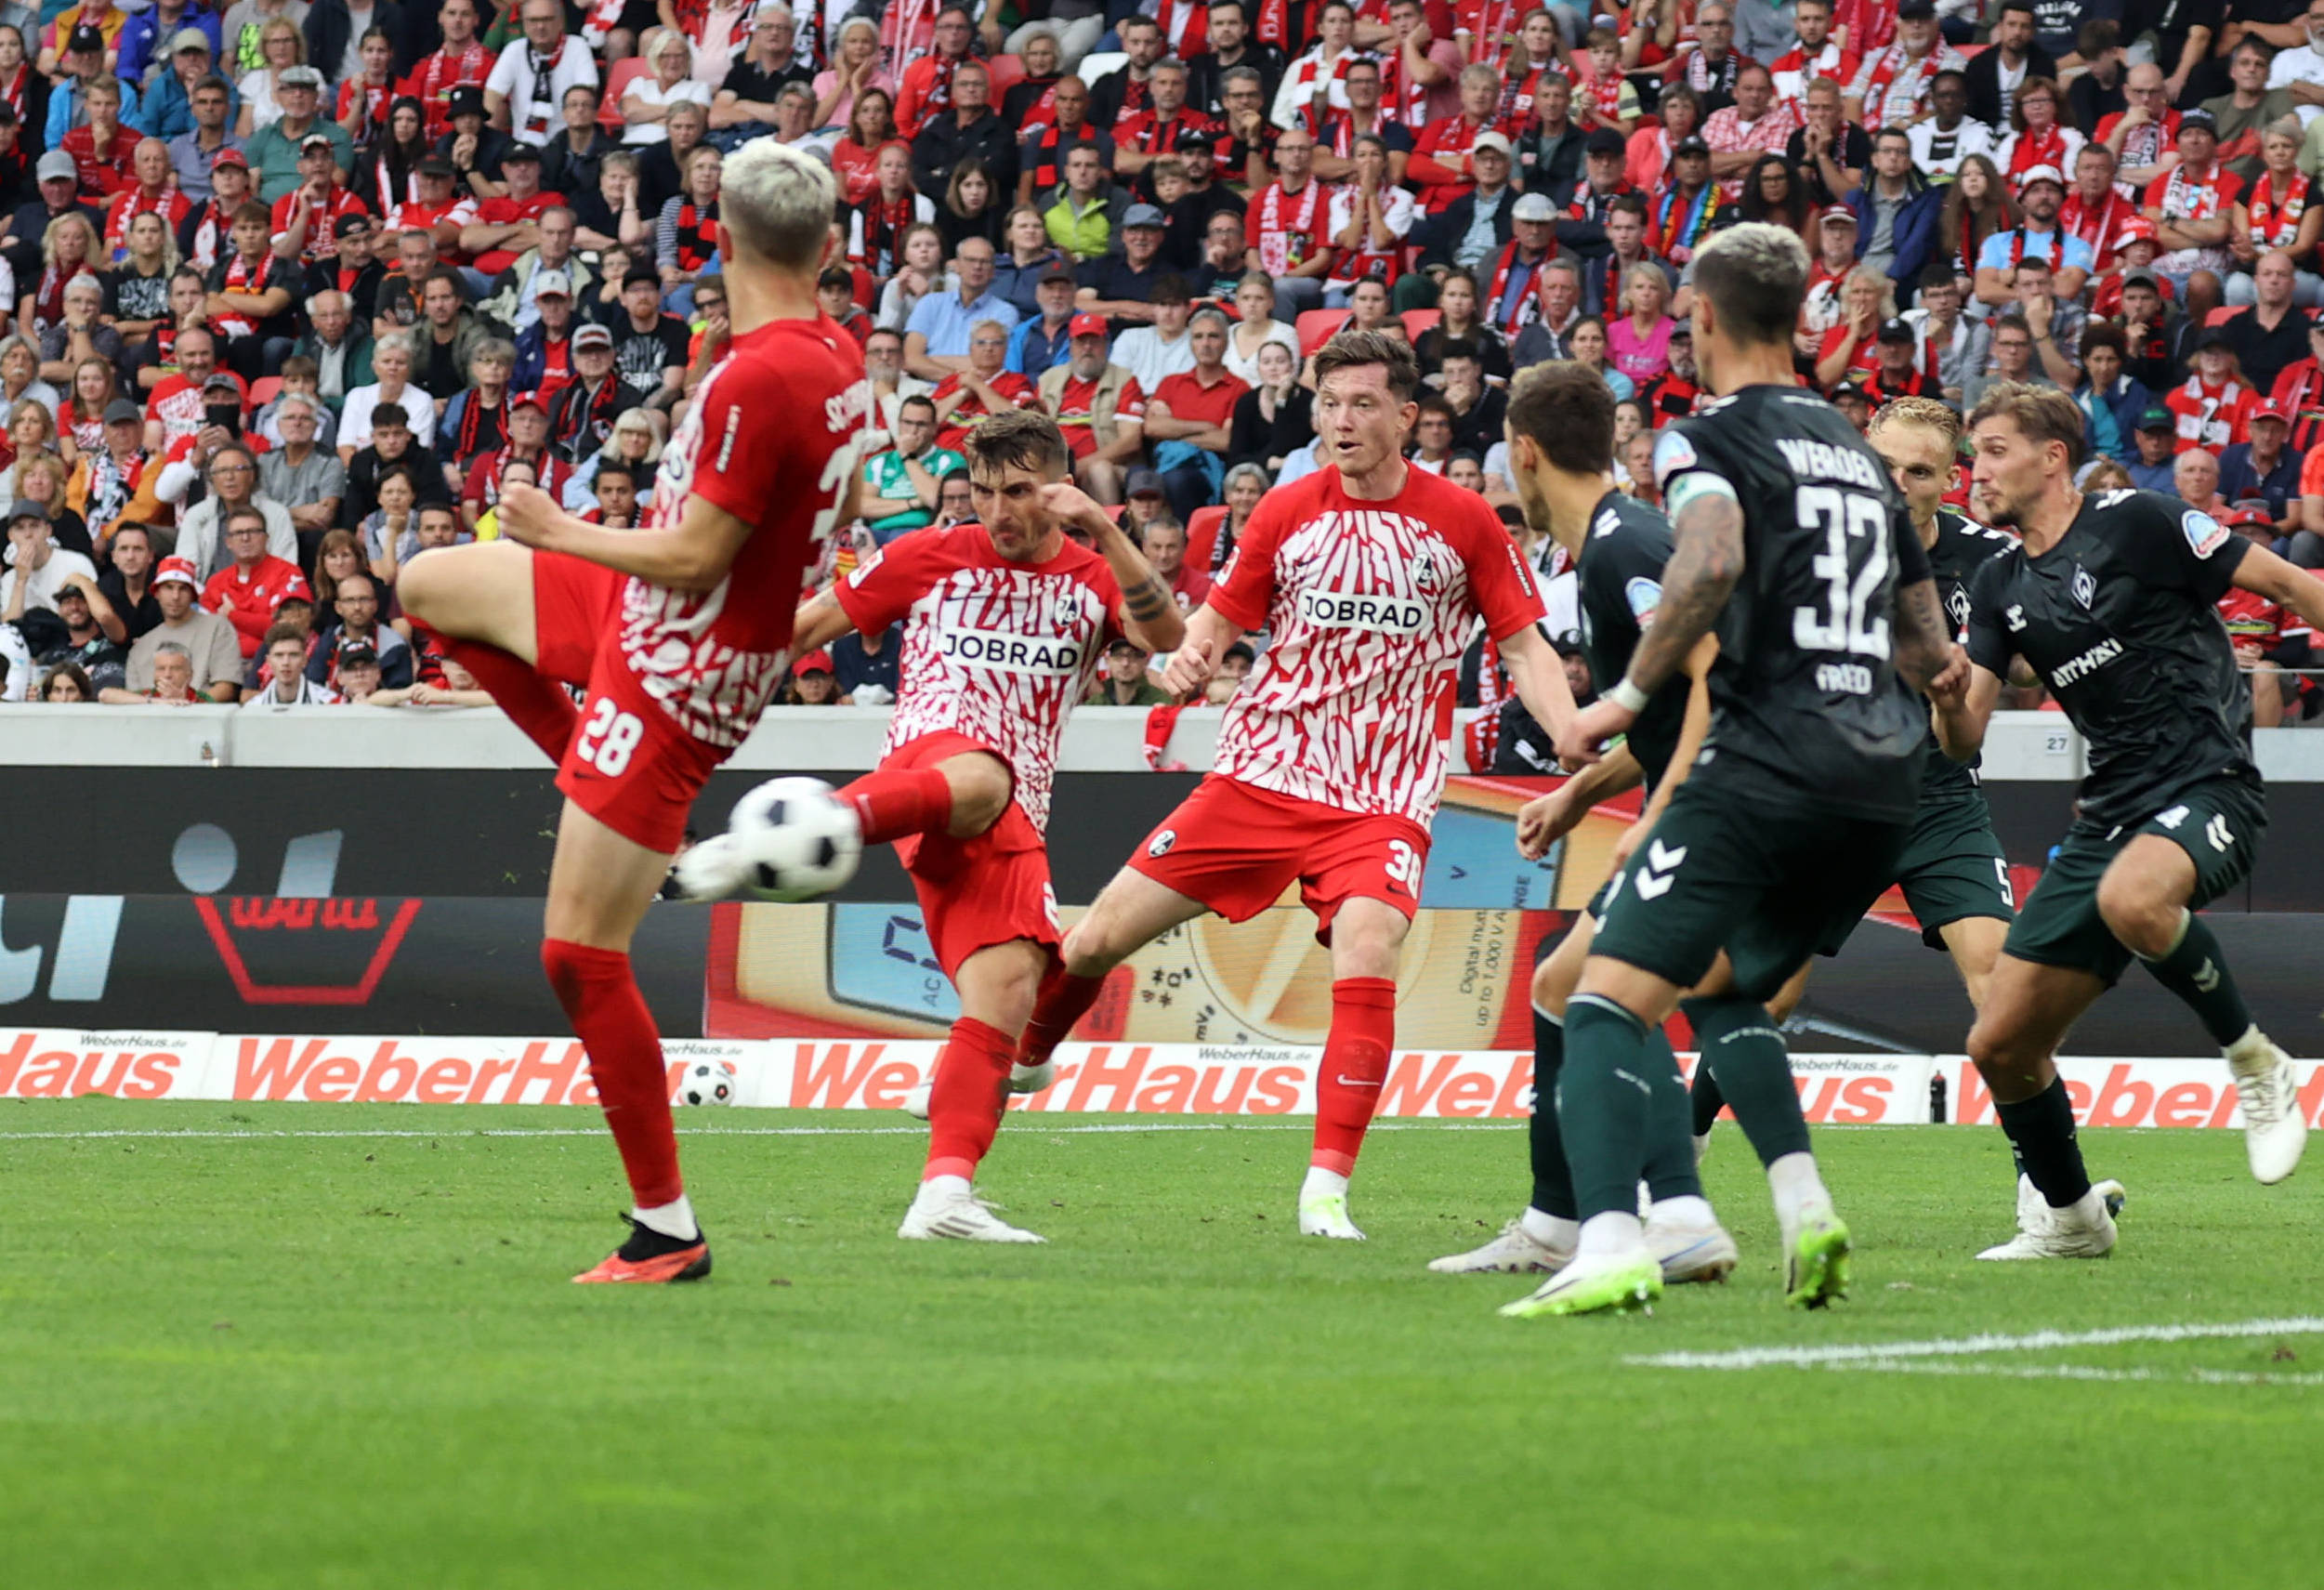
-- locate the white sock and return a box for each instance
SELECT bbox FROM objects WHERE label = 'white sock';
[1648,1193,1715,1229]
[1302,1165,1350,1202]
[1576,1210,1645,1257]
[1521,1206,1581,1249]
[632,1193,698,1242]
[1766,1151,1829,1227]
[918,1172,972,1202]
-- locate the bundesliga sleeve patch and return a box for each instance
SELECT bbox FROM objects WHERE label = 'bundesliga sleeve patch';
[2182,509,2229,559]
[1650,428,1699,491]
[1625,576,1662,624]
[847,550,883,586]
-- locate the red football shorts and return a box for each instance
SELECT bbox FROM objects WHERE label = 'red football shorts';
[886,730,1062,979]
[531,549,624,686]
[1130,775,1431,942]
[556,654,731,855]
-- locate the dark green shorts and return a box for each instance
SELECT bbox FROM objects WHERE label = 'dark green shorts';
[1818,788,2015,955]
[2003,776,2266,985]
[1589,781,1912,1003]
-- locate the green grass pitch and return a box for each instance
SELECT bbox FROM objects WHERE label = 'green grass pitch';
[5,1097,2321,1590]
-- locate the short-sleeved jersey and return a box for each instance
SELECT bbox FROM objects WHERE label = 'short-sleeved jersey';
[1921,508,2018,799]
[612,313,872,748]
[836,522,1127,836]
[1651,384,1934,823]
[1575,489,1689,791]
[1963,489,2260,826]
[1207,463,1546,827]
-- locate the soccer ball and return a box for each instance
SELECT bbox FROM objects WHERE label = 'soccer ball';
[729,776,863,901]
[677,1060,738,1106]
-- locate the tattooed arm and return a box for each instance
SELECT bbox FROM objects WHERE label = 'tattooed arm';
[1042,480,1188,656]
[1554,472,1745,767]
[1890,574,1963,696]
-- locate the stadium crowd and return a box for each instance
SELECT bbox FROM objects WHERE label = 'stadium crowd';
[0,0,2317,725]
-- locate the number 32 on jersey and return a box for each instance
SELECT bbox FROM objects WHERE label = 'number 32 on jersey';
[1793,485,1890,697]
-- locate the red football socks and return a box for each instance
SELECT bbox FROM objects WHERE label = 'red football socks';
[923,1016,1017,1182]
[1311,977,1398,1176]
[837,766,956,846]
[542,938,683,1208]
[445,637,581,767]
[1018,964,1108,1066]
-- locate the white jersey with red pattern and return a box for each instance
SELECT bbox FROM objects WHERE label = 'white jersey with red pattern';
[835,524,1126,834]
[1207,464,1545,827]
[612,313,873,748]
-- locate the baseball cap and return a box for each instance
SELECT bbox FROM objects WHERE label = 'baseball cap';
[2251,398,2291,425]
[415,154,456,178]
[2135,405,2175,431]
[509,389,548,412]
[794,649,834,676]
[169,27,212,54]
[203,370,243,396]
[333,212,372,239]
[1831,380,1869,402]
[1473,131,1514,158]
[66,23,104,54]
[300,131,335,152]
[448,84,486,118]
[7,501,49,525]
[36,151,74,183]
[1040,264,1076,286]
[1668,318,1691,340]
[1125,466,1165,498]
[501,140,542,164]
[533,269,572,298]
[337,641,379,667]
[1585,127,1627,158]
[212,148,249,170]
[2120,266,2160,290]
[1068,311,1109,338]
[1123,203,1166,229]
[155,556,201,587]
[624,265,661,291]
[2016,164,2065,192]
[2195,324,2232,351]
[1877,317,1916,344]
[1105,636,1148,657]
[102,398,141,426]
[1674,136,1711,157]
[1175,127,1212,150]
[2178,108,2218,137]
[1820,204,1857,226]
[1897,0,1937,17]
[279,64,323,89]
[2112,217,2158,250]
[2220,504,2274,528]
[1550,629,1585,658]
[1512,192,1557,222]
[573,322,614,351]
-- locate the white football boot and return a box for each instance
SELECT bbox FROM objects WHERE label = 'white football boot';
[1427,1216,1572,1274]
[1008,1058,1056,1096]
[2226,1030,2308,1185]
[662,833,753,901]
[901,1077,932,1120]
[1644,1203,1740,1284]
[1977,1183,2118,1259]
[898,1180,1045,1243]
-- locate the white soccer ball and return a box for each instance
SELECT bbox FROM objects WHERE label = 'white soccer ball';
[729,776,863,901]
[678,1059,738,1106]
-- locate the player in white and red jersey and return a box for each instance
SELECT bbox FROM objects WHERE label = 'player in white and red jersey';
[397,141,873,1286]
[1015,330,1579,1240]
[786,411,1185,1242]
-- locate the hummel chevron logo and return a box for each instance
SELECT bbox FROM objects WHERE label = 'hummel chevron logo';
[1635,840,1688,900]
[2206,814,2235,852]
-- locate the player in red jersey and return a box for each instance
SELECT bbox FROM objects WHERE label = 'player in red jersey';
[786,411,1185,1242]
[397,141,873,1285]
[1013,330,1580,1239]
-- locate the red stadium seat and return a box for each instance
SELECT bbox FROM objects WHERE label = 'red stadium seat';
[986,53,1027,94]
[1957,43,1988,59]
[1296,308,1351,354]
[1187,505,1228,572]
[2206,307,2239,326]
[1400,308,1441,339]
[601,59,651,131]
[247,376,282,408]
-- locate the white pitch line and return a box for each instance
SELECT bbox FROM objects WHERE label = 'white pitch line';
[1818,1360,2324,1386]
[1629,1317,2324,1372]
[0,1119,1520,1143]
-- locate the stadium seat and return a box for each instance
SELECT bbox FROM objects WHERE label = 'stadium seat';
[1296,308,1351,354]
[1187,504,1228,572]
[986,53,1026,94]
[1077,49,1126,88]
[2206,307,2239,327]
[601,59,650,131]
[1400,308,1441,339]
[248,376,282,408]
[1957,43,1988,59]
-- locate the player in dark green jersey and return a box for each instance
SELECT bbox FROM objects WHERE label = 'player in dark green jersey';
[1934,383,2324,1257]
[1503,223,1965,1319]
[1429,360,1736,1286]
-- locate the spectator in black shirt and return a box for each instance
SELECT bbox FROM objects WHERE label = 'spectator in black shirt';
[711,7,816,147]
[2221,248,2311,393]
[913,59,1016,201]
[1965,1,2060,127]
[0,103,31,219]
[435,85,511,203]
[2067,20,2129,131]
[999,30,1064,129]
[832,623,899,703]
[635,101,709,217]
[602,268,689,412]
[1188,0,1288,116]
[95,519,164,640]
[541,85,619,203]
[4,152,100,300]
[1076,217,1169,322]
[342,403,452,526]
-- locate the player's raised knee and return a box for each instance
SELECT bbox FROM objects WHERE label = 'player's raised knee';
[2094,859,2182,956]
[939,752,1013,837]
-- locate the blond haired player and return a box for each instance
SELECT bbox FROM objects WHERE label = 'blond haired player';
[786,410,1183,1242]
[1010,329,1579,1241]
[400,140,873,1284]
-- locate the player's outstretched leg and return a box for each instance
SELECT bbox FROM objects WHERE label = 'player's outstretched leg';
[544,805,709,1284]
[1017,866,1209,1074]
[398,541,592,766]
[1681,992,1846,1307]
[1966,955,2119,1260]
[2098,838,2306,1184]
[1300,899,1411,1241]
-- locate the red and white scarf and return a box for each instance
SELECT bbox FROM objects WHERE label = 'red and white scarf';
[1157,0,1211,58]
[880,0,943,71]
[1254,178,1325,274]
[2060,188,2128,268]
[408,41,492,139]
[1457,0,1525,70]
[186,198,232,270]
[2004,124,2070,184]
[1281,46,1363,133]
[1254,0,1296,47]
[2248,170,2310,250]
[1485,239,1551,336]
[1857,45,1940,131]
[214,251,284,340]
[2159,160,2228,221]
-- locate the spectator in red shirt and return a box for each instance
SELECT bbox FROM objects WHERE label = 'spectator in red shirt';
[102,138,190,263]
[61,74,136,198]
[1407,62,1510,214]
[457,140,564,282]
[1140,518,1212,613]
[1145,305,1251,522]
[928,318,1037,451]
[201,502,310,657]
